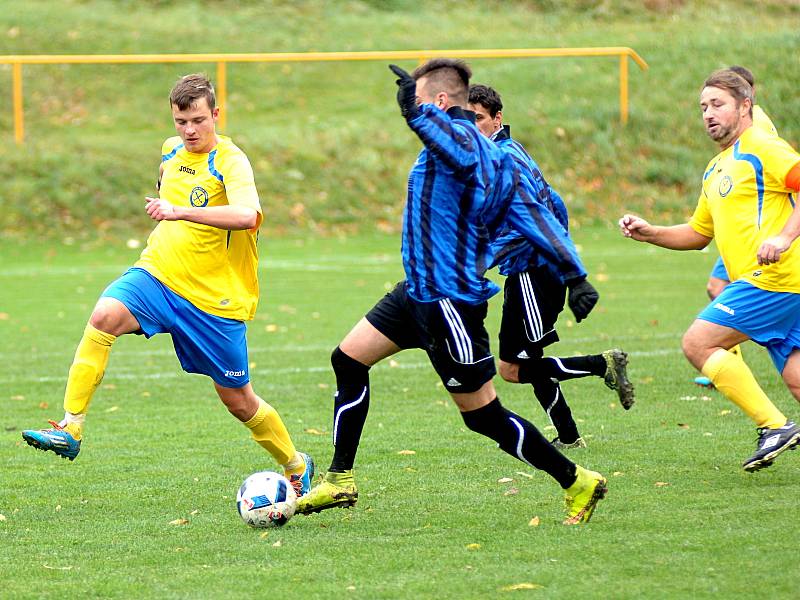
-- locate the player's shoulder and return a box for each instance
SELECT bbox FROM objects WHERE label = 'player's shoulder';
[741,125,795,156]
[161,136,184,159]
[753,105,778,135]
[214,135,246,155]
[213,136,252,166]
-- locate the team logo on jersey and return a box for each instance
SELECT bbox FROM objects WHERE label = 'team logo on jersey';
[718,175,733,197]
[189,186,209,207]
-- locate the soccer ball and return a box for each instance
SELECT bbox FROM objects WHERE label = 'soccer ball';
[236,471,297,528]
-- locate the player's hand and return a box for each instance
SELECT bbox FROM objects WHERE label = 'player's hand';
[145,197,178,222]
[567,278,599,323]
[618,213,653,241]
[757,235,792,265]
[389,64,420,120]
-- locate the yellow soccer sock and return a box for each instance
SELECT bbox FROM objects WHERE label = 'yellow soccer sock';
[282,452,307,480]
[62,421,83,440]
[701,349,786,428]
[729,344,742,357]
[244,399,297,467]
[63,323,116,417]
[61,413,85,440]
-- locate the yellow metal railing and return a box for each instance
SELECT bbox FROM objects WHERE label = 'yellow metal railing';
[1,48,648,144]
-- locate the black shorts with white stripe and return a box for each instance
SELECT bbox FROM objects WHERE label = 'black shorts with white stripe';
[498,265,566,363]
[365,281,496,393]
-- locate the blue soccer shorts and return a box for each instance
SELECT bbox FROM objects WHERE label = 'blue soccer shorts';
[709,256,730,281]
[696,279,800,373]
[101,267,250,388]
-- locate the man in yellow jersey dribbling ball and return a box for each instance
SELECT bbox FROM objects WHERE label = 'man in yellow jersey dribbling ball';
[22,74,315,497]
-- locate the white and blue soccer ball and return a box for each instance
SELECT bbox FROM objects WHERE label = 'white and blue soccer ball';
[236,471,297,528]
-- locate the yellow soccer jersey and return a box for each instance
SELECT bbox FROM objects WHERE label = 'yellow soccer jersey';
[135,135,263,320]
[753,104,777,137]
[689,126,800,292]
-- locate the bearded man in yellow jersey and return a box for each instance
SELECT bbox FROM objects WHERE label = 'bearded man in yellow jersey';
[620,69,800,471]
[693,66,777,390]
[22,74,315,499]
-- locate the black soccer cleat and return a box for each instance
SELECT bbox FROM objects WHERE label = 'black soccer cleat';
[742,421,800,472]
[602,349,635,409]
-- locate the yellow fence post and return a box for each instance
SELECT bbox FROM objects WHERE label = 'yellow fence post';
[619,52,629,125]
[0,49,647,142]
[12,61,23,144]
[216,61,227,132]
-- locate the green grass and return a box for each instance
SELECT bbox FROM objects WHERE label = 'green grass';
[1,0,800,236]
[2,228,799,599]
[2,2,800,597]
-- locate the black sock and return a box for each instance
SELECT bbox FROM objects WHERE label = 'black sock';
[461,398,577,488]
[519,355,606,383]
[328,347,370,472]
[530,376,580,444]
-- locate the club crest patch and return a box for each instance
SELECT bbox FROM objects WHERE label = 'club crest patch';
[189,186,209,207]
[718,175,733,198]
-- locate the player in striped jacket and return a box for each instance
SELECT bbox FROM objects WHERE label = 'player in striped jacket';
[298,59,608,525]
[469,84,635,451]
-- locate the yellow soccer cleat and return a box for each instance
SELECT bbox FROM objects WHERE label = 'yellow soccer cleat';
[296,470,358,515]
[563,465,607,525]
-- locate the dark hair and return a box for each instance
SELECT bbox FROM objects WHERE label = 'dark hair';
[411,58,471,104]
[727,65,755,88]
[703,69,754,109]
[169,73,216,111]
[468,84,503,117]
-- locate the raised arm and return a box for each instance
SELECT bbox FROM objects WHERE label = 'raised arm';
[390,64,478,175]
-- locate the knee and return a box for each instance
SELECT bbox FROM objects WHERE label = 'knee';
[461,397,502,435]
[89,299,131,335]
[331,346,370,378]
[681,330,706,369]
[706,278,728,300]
[498,361,519,383]
[217,386,257,421]
[89,305,119,333]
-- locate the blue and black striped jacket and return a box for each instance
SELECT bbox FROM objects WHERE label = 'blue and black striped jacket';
[401,106,585,304]
[489,125,579,277]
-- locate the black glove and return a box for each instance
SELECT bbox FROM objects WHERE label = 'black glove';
[567,278,599,323]
[389,64,420,120]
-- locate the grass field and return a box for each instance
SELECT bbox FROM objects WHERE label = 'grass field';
[3,228,800,599]
[3,2,800,598]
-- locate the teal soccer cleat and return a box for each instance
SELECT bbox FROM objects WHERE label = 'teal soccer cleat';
[694,376,715,389]
[22,421,81,461]
[288,452,315,497]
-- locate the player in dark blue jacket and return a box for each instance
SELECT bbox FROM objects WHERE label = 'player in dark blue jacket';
[299,59,608,525]
[469,84,635,450]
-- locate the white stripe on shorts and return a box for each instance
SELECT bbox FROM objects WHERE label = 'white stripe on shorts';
[439,298,473,364]
[519,271,544,342]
